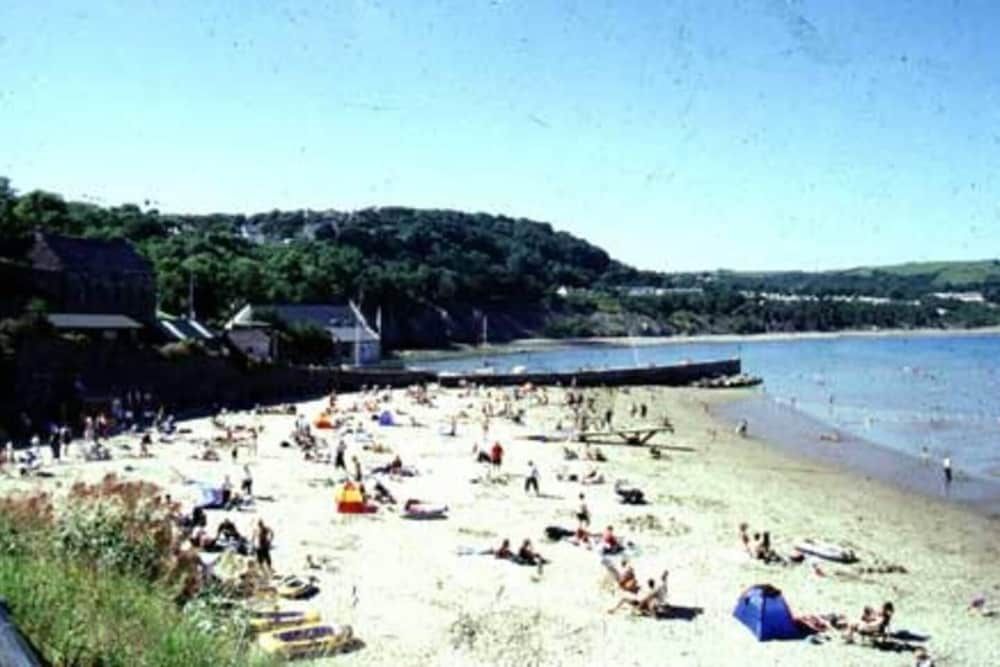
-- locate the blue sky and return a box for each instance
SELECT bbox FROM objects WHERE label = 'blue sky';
[1,1,998,272]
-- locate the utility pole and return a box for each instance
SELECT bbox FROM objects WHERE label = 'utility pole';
[188,271,195,320]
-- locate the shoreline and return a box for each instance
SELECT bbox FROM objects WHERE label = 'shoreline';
[712,391,1000,518]
[399,325,1000,363]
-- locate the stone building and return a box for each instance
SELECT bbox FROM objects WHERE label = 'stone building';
[25,231,156,330]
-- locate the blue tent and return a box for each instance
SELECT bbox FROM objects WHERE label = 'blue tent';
[732,585,803,641]
[378,411,395,427]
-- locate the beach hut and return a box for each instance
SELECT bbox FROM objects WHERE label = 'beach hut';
[732,585,802,641]
[335,482,375,514]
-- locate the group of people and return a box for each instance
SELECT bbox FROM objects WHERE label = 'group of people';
[490,538,548,567]
[608,565,670,617]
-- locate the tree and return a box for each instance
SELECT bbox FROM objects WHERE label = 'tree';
[11,190,70,235]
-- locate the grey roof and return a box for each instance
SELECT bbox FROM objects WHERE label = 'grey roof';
[230,304,378,343]
[31,231,152,273]
[48,313,143,329]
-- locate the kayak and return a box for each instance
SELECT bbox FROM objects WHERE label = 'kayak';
[249,608,320,633]
[257,623,354,659]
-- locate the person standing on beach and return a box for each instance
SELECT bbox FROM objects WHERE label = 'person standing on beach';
[241,464,253,498]
[253,518,274,576]
[576,493,590,527]
[525,460,540,495]
[335,439,347,470]
[490,441,504,472]
[943,456,953,495]
[352,455,363,482]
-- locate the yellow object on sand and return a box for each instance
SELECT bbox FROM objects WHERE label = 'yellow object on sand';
[257,623,354,659]
[249,608,321,633]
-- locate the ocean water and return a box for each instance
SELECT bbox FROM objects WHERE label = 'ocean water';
[412,334,1000,486]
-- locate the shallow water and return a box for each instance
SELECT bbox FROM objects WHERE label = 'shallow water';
[413,333,1000,485]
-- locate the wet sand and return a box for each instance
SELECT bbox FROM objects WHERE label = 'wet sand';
[715,393,1000,516]
[4,385,999,666]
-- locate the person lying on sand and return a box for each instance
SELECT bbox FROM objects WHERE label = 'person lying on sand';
[193,444,219,462]
[614,481,645,505]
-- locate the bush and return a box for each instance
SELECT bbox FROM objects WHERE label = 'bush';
[0,476,271,666]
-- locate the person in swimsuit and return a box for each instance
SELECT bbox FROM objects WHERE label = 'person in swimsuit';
[576,493,591,527]
[517,539,546,566]
[601,525,622,555]
[617,558,639,593]
[253,518,274,575]
[493,538,513,559]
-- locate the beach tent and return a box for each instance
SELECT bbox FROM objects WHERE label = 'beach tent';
[732,585,802,641]
[335,482,375,514]
[378,411,395,427]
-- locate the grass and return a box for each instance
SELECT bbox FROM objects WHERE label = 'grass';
[0,478,276,667]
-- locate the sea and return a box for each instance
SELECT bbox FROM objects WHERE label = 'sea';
[411,333,1000,511]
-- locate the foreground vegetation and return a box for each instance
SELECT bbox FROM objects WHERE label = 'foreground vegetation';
[0,475,267,666]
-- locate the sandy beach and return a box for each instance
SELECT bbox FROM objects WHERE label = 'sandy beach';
[5,385,999,666]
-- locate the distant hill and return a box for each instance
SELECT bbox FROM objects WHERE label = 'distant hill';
[660,260,1000,302]
[842,260,1000,287]
[2,177,998,347]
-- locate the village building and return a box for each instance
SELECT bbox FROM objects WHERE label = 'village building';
[224,302,381,365]
[21,231,156,337]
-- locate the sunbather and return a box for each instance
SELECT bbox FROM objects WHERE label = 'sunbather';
[739,522,752,555]
[843,601,894,643]
[636,571,669,617]
[614,480,645,505]
[616,558,639,593]
[492,538,513,560]
[601,526,623,555]
[373,480,396,504]
[516,539,547,566]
